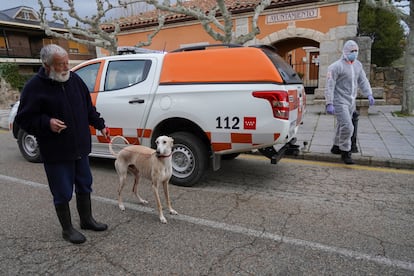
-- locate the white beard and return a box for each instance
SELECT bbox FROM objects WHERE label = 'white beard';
[49,68,70,82]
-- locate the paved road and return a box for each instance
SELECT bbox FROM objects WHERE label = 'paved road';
[1,130,414,275]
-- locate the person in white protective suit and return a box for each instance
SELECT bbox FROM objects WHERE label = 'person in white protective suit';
[324,40,375,164]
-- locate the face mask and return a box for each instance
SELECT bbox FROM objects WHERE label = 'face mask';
[347,52,358,62]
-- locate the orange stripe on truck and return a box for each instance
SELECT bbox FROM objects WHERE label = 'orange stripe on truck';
[212,142,232,151]
[110,128,124,136]
[90,62,105,106]
[231,133,252,144]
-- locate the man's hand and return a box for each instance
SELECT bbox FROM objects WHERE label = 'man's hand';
[326,104,335,115]
[50,118,67,133]
[101,127,110,141]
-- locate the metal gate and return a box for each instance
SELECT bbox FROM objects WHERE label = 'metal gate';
[290,52,319,94]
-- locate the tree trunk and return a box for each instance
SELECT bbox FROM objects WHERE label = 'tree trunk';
[401,1,414,115]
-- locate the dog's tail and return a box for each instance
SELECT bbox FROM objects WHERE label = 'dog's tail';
[109,135,130,157]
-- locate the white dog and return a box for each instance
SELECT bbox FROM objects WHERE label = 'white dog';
[109,135,178,223]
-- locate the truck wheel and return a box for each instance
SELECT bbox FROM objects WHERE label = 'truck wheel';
[170,132,208,187]
[17,129,42,163]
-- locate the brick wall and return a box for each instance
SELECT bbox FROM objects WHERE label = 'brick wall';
[0,78,20,109]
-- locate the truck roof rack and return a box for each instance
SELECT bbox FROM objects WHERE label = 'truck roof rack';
[117,46,163,55]
[249,44,279,53]
[170,44,279,53]
[170,43,243,52]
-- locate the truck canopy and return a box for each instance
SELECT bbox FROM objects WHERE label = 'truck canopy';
[160,46,300,85]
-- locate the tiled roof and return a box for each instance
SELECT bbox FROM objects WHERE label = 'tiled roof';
[0,6,64,29]
[102,0,318,31]
[0,6,31,19]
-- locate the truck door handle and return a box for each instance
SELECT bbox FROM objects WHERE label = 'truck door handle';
[128,99,145,104]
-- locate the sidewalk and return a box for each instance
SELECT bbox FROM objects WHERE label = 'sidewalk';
[294,104,414,170]
[1,105,414,169]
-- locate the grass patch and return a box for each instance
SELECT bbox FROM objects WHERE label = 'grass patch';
[392,110,414,117]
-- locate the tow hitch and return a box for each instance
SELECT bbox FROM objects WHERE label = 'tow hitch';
[258,138,300,164]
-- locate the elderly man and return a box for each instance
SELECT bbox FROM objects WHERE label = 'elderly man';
[324,40,375,164]
[15,44,109,244]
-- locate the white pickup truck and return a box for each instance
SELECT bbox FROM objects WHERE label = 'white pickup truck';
[9,44,306,186]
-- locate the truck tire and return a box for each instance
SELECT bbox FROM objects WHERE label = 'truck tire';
[170,132,208,187]
[17,129,42,163]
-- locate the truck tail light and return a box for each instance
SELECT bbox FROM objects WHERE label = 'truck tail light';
[252,91,289,120]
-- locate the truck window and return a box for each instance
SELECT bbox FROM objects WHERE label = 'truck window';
[260,48,303,85]
[75,62,100,92]
[104,60,151,91]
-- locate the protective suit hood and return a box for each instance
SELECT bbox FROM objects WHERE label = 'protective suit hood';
[342,40,359,62]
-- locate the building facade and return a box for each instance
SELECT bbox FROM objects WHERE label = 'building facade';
[0,6,96,75]
[103,0,370,98]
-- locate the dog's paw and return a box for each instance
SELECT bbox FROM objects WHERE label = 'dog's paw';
[119,204,126,211]
[169,209,178,215]
[139,199,149,205]
[160,216,168,224]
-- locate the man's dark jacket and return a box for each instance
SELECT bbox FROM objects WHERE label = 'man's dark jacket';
[15,67,106,163]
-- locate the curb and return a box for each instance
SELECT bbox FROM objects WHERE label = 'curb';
[286,152,414,170]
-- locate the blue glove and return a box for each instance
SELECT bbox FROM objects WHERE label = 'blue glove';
[326,104,335,115]
[368,95,375,106]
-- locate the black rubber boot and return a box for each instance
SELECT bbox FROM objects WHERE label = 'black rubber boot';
[55,203,86,244]
[330,145,341,154]
[341,151,355,165]
[76,193,108,231]
[351,111,359,153]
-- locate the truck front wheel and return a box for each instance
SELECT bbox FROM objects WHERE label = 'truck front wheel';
[17,129,42,163]
[170,132,208,187]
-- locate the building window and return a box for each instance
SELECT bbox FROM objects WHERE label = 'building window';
[43,38,59,45]
[0,36,7,49]
[22,11,31,20]
[16,9,39,21]
[235,18,249,37]
[68,41,89,54]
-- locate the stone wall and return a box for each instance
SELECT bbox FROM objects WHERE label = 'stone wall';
[314,63,404,106]
[0,78,20,109]
[370,65,403,105]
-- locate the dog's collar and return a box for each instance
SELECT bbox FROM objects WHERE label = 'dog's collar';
[156,153,172,158]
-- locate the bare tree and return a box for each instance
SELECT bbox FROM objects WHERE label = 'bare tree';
[366,0,413,115]
[38,0,165,55]
[119,0,272,44]
[401,1,414,115]
[38,0,274,54]
[116,0,153,18]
